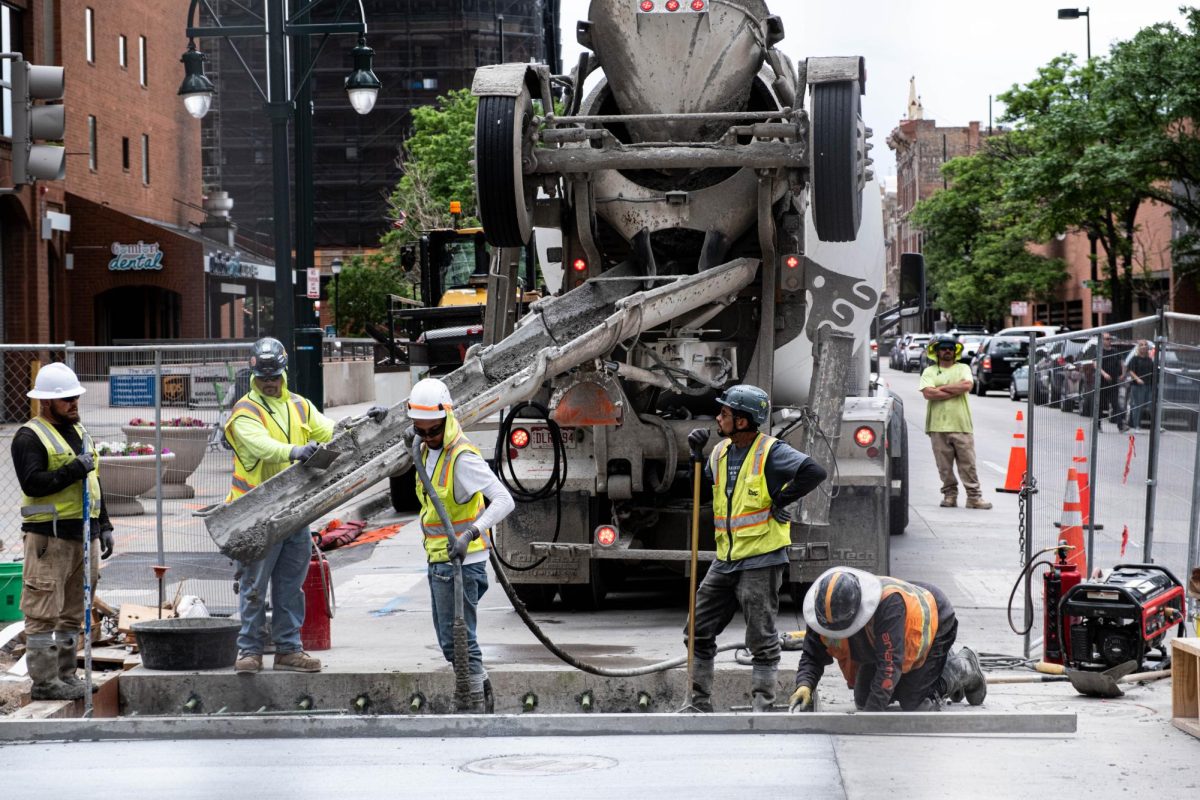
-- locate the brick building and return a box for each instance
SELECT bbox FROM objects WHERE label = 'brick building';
[0,0,274,348]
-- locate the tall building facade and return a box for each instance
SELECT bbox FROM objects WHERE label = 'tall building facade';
[199,0,562,256]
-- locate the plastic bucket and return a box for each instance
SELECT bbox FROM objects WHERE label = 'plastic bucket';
[131,617,240,670]
[0,562,22,622]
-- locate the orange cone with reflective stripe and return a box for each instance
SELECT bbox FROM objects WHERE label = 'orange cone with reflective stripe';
[996,410,1027,493]
[1058,467,1087,576]
[1071,428,1093,528]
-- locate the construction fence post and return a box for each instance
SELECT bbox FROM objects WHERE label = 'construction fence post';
[1087,331,1102,562]
[1023,331,1037,660]
[1143,311,1167,561]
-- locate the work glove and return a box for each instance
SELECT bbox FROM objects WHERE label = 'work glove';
[402,425,417,448]
[365,405,389,424]
[687,428,709,461]
[447,526,480,562]
[290,442,320,463]
[788,684,814,713]
[75,451,95,473]
[771,503,794,525]
[98,529,115,560]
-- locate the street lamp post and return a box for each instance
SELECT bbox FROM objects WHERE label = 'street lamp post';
[177,0,381,359]
[1057,7,1091,61]
[331,257,343,336]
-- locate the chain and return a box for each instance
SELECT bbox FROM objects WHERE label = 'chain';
[1017,471,1037,568]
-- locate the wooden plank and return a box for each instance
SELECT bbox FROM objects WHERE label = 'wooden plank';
[1172,638,1199,734]
[1173,718,1200,740]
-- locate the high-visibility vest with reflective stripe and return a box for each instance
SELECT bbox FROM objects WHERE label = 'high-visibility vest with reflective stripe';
[20,418,102,522]
[821,578,940,687]
[708,433,790,561]
[223,392,311,502]
[416,432,488,564]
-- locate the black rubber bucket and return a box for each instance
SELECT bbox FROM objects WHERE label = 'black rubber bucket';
[131,617,240,671]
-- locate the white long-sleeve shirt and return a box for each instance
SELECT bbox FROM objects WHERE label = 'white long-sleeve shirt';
[422,446,515,566]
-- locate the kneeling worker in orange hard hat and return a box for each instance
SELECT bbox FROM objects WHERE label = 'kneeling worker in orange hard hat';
[789,567,987,712]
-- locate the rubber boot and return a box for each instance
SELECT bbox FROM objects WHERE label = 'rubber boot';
[55,633,97,694]
[483,678,495,714]
[751,665,778,713]
[939,647,987,706]
[689,659,714,713]
[466,673,490,714]
[27,639,85,702]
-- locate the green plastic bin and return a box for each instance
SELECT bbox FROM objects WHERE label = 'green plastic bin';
[0,562,22,622]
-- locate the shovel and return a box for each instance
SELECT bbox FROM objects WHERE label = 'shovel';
[1066,660,1171,699]
[301,446,341,471]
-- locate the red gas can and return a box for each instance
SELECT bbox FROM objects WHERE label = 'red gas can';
[300,554,333,651]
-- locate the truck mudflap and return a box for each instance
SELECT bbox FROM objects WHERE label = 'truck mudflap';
[199,257,760,562]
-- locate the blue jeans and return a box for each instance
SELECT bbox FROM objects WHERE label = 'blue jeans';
[427,561,489,676]
[1129,382,1153,430]
[236,529,311,655]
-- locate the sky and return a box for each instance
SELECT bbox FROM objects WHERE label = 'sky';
[556,0,1193,178]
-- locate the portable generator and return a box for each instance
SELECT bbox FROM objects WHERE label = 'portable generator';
[1057,564,1186,671]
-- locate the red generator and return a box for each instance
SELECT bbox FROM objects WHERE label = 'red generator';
[300,553,334,651]
[1058,564,1185,671]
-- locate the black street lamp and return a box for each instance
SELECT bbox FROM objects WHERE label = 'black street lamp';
[1057,7,1092,61]
[177,0,380,361]
[331,257,343,336]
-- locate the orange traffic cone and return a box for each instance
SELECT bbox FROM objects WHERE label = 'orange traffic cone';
[1070,427,1101,529]
[996,410,1027,493]
[1058,467,1088,576]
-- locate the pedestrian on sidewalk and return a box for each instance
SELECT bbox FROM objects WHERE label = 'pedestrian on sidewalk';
[407,378,514,712]
[13,363,115,700]
[224,337,338,675]
[1125,340,1155,432]
[788,567,987,712]
[1099,334,1131,432]
[685,384,827,712]
[919,335,992,509]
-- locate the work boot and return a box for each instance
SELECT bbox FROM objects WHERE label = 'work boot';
[689,659,715,713]
[234,652,263,674]
[273,651,322,672]
[483,678,495,714]
[965,497,993,510]
[54,633,98,694]
[751,665,779,713]
[27,642,85,702]
[940,495,957,508]
[939,647,987,706]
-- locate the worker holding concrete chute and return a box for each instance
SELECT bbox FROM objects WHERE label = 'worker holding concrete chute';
[406,378,514,712]
[788,567,986,712]
[13,363,115,700]
[225,337,374,674]
[685,384,828,712]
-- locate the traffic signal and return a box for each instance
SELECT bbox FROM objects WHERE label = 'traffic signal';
[10,58,65,185]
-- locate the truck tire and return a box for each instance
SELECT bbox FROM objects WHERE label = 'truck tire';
[559,561,610,611]
[476,90,533,247]
[389,473,420,514]
[512,583,557,611]
[811,80,864,243]
[889,422,909,536]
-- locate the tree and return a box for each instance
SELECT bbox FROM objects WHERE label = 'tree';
[326,253,408,337]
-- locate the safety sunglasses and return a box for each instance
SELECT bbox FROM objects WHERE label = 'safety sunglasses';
[413,422,445,439]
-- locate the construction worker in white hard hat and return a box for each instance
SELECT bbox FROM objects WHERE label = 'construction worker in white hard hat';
[788,567,986,712]
[13,362,114,700]
[407,377,514,712]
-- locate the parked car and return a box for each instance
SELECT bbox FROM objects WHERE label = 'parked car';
[1046,338,1089,410]
[903,334,933,372]
[971,336,1030,395]
[869,338,879,373]
[995,324,1072,339]
[1009,364,1029,401]
[889,334,914,370]
[1075,337,1138,418]
[958,335,988,365]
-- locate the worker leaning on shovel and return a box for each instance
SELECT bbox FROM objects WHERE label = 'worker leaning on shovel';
[406,378,514,712]
[13,363,115,701]
[788,567,987,712]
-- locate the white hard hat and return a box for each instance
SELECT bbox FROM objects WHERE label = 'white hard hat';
[406,378,452,420]
[803,567,883,639]
[27,362,86,400]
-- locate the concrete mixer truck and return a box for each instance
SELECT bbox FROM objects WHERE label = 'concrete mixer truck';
[199,0,913,611]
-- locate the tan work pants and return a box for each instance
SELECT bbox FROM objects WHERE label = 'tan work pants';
[20,533,100,636]
[930,432,982,500]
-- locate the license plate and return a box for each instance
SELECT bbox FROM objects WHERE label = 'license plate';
[531,426,576,449]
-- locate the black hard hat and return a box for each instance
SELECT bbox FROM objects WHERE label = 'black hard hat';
[249,337,288,378]
[927,334,963,359]
[715,384,770,427]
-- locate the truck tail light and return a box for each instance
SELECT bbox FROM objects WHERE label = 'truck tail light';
[691,0,706,8]
[510,428,530,448]
[595,525,619,547]
[665,0,680,10]
[853,426,875,447]
[640,0,654,10]
[572,258,587,273]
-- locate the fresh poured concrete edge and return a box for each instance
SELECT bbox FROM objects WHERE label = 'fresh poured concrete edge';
[0,710,1077,742]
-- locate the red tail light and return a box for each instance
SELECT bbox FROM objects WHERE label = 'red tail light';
[595,525,618,547]
[983,356,992,370]
[572,258,587,273]
[853,426,876,447]
[510,428,530,448]
[691,0,706,9]
[640,0,654,10]
[665,0,680,10]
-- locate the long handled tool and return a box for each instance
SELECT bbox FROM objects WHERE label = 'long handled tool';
[410,439,471,711]
[80,454,94,719]
[681,449,704,712]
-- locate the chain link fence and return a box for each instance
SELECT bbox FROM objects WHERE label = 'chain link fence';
[1,343,253,615]
[1021,313,1200,656]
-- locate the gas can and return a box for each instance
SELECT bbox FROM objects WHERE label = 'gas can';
[300,554,333,651]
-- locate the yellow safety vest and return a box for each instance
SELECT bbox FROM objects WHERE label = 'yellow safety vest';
[223,392,312,502]
[708,433,790,561]
[416,431,488,564]
[822,578,940,688]
[20,418,102,522]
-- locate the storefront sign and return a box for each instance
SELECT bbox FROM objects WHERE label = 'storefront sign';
[1010,301,1029,317]
[1092,297,1112,314]
[109,241,164,271]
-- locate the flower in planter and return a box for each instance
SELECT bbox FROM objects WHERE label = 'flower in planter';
[127,416,210,428]
[98,441,172,456]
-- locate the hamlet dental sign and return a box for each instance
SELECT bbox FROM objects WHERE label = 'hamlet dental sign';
[108,241,164,271]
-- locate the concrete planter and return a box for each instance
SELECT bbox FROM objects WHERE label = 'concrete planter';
[98,453,176,516]
[121,425,213,499]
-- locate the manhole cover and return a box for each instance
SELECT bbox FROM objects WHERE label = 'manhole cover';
[1014,699,1159,719]
[464,755,618,776]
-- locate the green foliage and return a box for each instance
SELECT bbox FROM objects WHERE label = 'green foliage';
[327,253,412,337]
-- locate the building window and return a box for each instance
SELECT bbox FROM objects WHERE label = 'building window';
[141,134,149,184]
[119,34,127,68]
[1,4,22,138]
[86,8,95,64]
[138,35,147,87]
[121,136,130,171]
[88,116,97,170]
